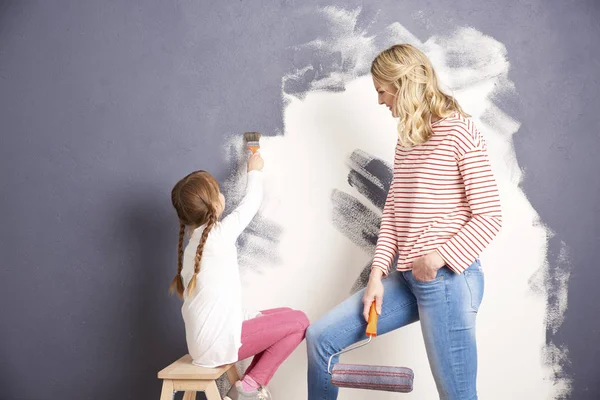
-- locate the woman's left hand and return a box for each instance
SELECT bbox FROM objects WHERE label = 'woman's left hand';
[411,251,446,282]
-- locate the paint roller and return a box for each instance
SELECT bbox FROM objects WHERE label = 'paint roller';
[328,302,414,393]
[243,131,261,154]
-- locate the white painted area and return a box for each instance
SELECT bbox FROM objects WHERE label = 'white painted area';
[226,9,570,400]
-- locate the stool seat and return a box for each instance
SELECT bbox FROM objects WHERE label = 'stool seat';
[157,355,239,400]
[158,354,233,380]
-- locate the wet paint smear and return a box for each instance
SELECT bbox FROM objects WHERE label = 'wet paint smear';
[237,214,283,273]
[331,149,393,292]
[221,140,283,274]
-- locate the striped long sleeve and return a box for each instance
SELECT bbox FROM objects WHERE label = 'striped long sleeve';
[436,142,503,273]
[372,176,398,275]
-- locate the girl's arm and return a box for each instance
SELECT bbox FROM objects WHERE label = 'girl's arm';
[218,165,264,241]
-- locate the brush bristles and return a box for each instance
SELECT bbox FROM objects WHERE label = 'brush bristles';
[244,132,261,143]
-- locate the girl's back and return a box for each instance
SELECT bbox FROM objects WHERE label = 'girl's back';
[181,223,244,367]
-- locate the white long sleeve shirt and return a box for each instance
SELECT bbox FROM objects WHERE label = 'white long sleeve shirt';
[180,170,263,367]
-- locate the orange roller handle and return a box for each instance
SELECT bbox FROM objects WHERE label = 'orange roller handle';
[366,302,378,337]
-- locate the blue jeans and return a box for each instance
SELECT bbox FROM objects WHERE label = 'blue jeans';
[306,261,484,400]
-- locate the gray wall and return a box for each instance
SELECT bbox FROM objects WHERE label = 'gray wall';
[1,1,598,399]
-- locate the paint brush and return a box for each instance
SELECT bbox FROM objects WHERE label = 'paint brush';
[244,132,261,154]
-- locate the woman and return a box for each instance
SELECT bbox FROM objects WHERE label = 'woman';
[306,44,502,400]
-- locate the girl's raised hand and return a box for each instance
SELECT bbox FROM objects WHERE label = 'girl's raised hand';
[248,151,264,172]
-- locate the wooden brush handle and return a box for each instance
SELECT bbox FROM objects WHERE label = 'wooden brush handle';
[248,145,259,154]
[366,302,378,337]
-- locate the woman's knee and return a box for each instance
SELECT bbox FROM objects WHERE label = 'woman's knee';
[306,321,320,345]
[305,315,332,350]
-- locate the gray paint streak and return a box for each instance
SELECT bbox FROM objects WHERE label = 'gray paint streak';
[330,150,393,292]
[1,1,599,399]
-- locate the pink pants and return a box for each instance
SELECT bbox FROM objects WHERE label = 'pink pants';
[237,307,309,385]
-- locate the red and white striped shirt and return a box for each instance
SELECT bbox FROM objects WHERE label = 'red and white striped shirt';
[372,113,503,275]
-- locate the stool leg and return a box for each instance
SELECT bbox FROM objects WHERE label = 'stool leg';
[182,392,196,400]
[203,381,220,400]
[226,365,240,385]
[159,380,175,400]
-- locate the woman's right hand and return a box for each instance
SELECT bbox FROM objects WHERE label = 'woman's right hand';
[362,268,384,321]
[248,151,264,172]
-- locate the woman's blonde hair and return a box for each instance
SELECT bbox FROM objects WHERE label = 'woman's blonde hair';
[371,44,470,147]
[170,170,221,299]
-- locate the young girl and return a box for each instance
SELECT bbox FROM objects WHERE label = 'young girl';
[171,152,309,400]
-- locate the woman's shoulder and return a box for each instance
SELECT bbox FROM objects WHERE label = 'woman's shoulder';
[435,112,478,134]
[435,113,483,146]
[433,113,486,158]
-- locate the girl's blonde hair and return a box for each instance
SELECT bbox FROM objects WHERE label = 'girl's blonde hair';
[170,170,220,299]
[371,44,470,147]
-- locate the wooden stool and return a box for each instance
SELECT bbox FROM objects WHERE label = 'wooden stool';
[158,354,240,400]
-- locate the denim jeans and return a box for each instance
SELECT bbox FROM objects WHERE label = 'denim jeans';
[306,261,484,400]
